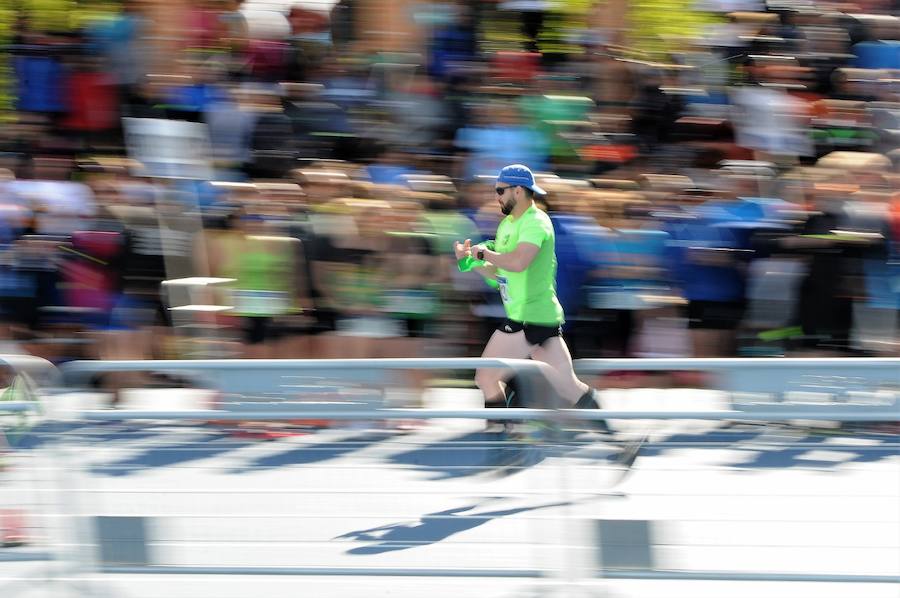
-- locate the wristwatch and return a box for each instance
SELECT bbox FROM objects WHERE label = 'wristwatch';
[475,247,485,261]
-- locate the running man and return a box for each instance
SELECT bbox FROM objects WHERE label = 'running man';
[455,164,603,415]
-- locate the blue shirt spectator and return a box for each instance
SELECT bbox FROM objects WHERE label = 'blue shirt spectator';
[455,125,548,181]
[664,199,765,302]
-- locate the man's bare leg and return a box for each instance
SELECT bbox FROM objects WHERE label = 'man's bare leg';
[475,329,533,404]
[529,336,589,404]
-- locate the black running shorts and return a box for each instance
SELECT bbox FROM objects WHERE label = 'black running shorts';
[497,319,562,346]
[686,300,746,330]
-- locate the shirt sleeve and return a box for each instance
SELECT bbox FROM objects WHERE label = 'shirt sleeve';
[517,215,551,248]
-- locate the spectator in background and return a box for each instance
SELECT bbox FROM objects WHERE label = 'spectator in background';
[60,45,119,153]
[12,23,68,122]
[285,5,331,83]
[205,86,255,178]
[382,71,452,156]
[86,0,149,108]
[163,53,231,123]
[518,75,594,174]
[847,185,897,354]
[664,179,761,357]
[243,85,297,179]
[329,0,357,50]
[630,68,684,154]
[427,2,478,82]
[729,64,815,165]
[281,82,349,161]
[780,183,867,355]
[583,203,676,358]
[75,180,166,402]
[538,180,605,353]
[454,100,548,182]
[185,0,229,50]
[252,182,315,358]
[288,169,354,357]
[224,208,301,359]
[312,196,400,359]
[376,195,442,410]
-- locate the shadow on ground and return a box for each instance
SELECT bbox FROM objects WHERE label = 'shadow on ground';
[336,497,573,555]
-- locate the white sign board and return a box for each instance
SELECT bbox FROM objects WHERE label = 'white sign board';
[123,118,214,180]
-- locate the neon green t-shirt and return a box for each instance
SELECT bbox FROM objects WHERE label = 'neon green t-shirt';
[233,238,296,317]
[493,204,564,326]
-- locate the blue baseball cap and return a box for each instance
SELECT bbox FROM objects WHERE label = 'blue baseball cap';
[496,164,546,195]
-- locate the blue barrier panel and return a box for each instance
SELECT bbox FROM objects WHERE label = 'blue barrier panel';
[59,357,562,410]
[575,358,900,415]
[75,407,900,422]
[56,357,900,420]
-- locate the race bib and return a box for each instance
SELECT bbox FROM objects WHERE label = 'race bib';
[233,290,291,316]
[336,317,404,338]
[496,276,510,303]
[381,289,438,316]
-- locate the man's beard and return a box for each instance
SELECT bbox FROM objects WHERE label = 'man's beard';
[500,197,515,215]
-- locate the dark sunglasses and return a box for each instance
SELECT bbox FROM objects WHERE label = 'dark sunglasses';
[495,185,519,196]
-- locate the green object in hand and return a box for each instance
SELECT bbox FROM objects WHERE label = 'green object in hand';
[457,240,494,272]
[457,256,486,272]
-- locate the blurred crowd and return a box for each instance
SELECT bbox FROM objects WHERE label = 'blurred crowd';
[0,0,900,367]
